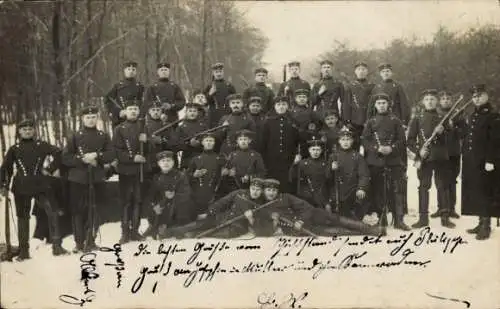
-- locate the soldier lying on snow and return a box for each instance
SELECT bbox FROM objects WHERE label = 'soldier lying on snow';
[152,178,385,239]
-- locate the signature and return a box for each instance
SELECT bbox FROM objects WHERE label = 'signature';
[59,253,100,306]
[100,243,125,288]
[257,291,309,309]
[426,292,471,308]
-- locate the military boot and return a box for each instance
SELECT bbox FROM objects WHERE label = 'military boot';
[448,183,460,219]
[412,190,429,228]
[52,243,69,256]
[439,189,455,228]
[440,214,456,228]
[430,209,442,219]
[476,217,491,240]
[394,193,411,231]
[467,217,482,234]
[119,227,130,244]
[17,217,31,261]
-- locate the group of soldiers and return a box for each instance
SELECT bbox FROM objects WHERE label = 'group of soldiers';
[1,59,499,262]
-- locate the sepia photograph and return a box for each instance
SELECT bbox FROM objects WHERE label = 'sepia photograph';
[0,0,499,308]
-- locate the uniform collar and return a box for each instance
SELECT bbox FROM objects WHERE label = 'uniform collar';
[475,103,491,114]
[356,78,367,83]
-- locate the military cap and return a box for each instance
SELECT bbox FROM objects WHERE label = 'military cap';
[320,60,333,66]
[235,129,254,140]
[470,84,487,94]
[250,177,265,188]
[438,90,453,97]
[123,61,138,68]
[157,62,171,69]
[147,100,162,109]
[248,96,262,104]
[294,88,310,96]
[339,126,355,138]
[274,96,289,104]
[288,61,301,67]
[211,62,224,70]
[421,89,439,98]
[263,178,280,189]
[200,132,217,141]
[254,67,268,74]
[226,93,243,102]
[17,118,35,129]
[124,100,140,108]
[378,63,392,71]
[372,92,391,102]
[184,102,202,110]
[323,108,339,118]
[156,150,175,161]
[354,61,368,69]
[79,105,99,116]
[307,137,324,147]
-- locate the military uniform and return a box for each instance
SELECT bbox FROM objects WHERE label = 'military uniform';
[175,107,209,169]
[248,97,267,150]
[105,62,145,128]
[203,63,237,127]
[144,63,186,124]
[0,119,67,259]
[243,68,275,113]
[144,151,193,238]
[407,93,455,228]
[461,84,500,240]
[278,61,311,105]
[112,108,152,243]
[362,94,410,230]
[260,103,301,193]
[311,76,346,117]
[218,104,256,156]
[63,106,115,251]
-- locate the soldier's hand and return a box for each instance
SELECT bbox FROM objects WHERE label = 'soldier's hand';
[241,175,249,183]
[356,189,366,200]
[284,85,290,95]
[293,220,304,231]
[134,155,147,163]
[158,224,167,235]
[111,159,119,168]
[139,133,147,143]
[325,204,332,213]
[244,210,253,220]
[221,168,229,176]
[153,204,163,215]
[359,146,365,156]
[222,120,230,127]
[42,169,51,176]
[377,146,385,155]
[151,135,163,144]
[165,190,175,199]
[384,146,393,154]
[190,138,200,147]
[193,169,205,178]
[52,169,61,178]
[160,114,168,122]
[485,162,495,172]
[448,119,454,128]
[293,154,302,165]
[57,209,65,216]
[318,84,327,96]
[197,213,208,220]
[419,148,429,159]
[89,159,98,167]
[209,85,216,96]
[331,161,339,170]
[271,212,280,221]
[414,160,422,170]
[119,110,127,118]
[434,124,445,135]
[228,168,236,177]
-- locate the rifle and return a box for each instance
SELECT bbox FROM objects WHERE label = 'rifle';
[380,166,390,228]
[331,146,341,213]
[277,216,318,237]
[0,196,19,261]
[85,166,98,248]
[139,117,146,183]
[296,144,301,193]
[448,99,473,122]
[182,123,228,143]
[87,78,122,110]
[152,118,184,136]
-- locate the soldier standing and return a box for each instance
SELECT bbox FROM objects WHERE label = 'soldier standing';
[204,62,237,127]
[113,100,151,243]
[175,103,209,169]
[278,61,311,106]
[319,109,342,159]
[247,96,267,149]
[367,63,410,126]
[362,93,411,231]
[0,119,68,260]
[62,105,115,252]
[144,62,186,125]
[310,60,346,117]
[462,84,500,240]
[192,89,212,125]
[105,61,145,129]
[242,68,275,113]
[342,61,375,150]
[407,89,456,229]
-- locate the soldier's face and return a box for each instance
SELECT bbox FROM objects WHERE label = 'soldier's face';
[324,115,338,127]
[82,114,98,128]
[249,185,262,199]
[157,67,170,79]
[339,136,354,150]
[185,107,199,120]
[274,101,288,114]
[295,94,308,106]
[379,69,392,80]
[255,73,267,83]
[354,66,368,79]
[439,95,453,109]
[229,100,243,112]
[375,100,389,113]
[264,187,279,200]
[472,92,489,106]
[248,102,262,114]
[125,106,139,120]
[123,66,137,78]
[18,127,35,139]
[308,146,322,159]
[237,136,251,149]
[158,157,175,171]
[193,94,207,106]
[321,64,332,77]
[422,95,438,110]
[148,107,162,119]
[201,137,215,150]
[213,69,224,80]
[289,65,300,77]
